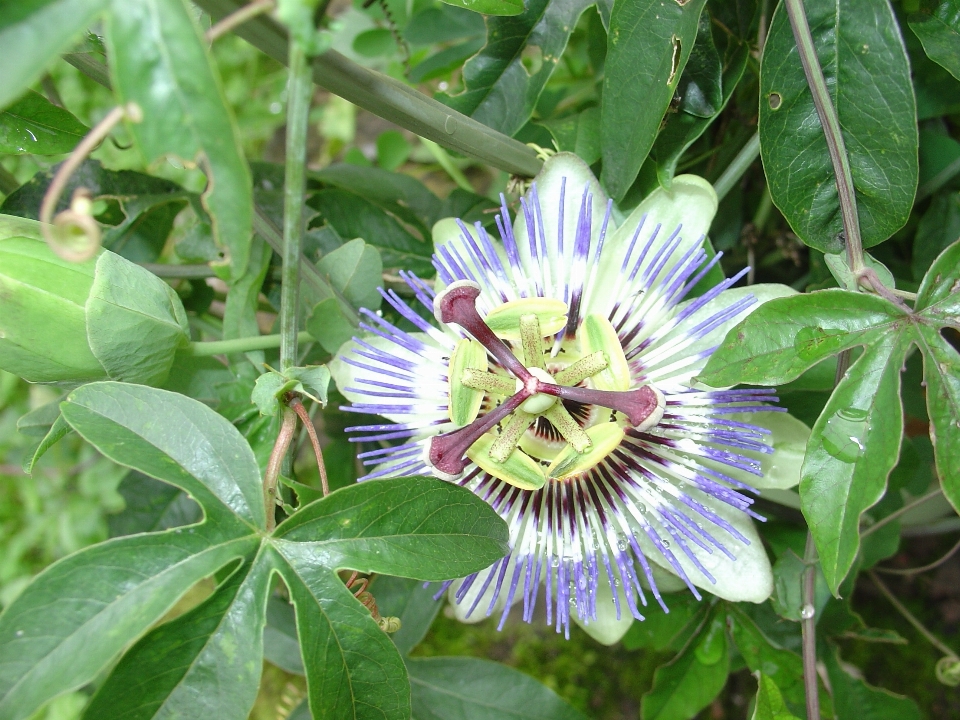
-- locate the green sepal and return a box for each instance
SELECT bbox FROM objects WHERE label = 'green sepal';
[484,297,568,340]
[448,339,488,427]
[548,422,624,480]
[467,433,547,490]
[580,313,630,391]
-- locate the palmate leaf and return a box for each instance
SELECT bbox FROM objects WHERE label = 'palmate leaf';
[0,383,509,720]
[699,239,960,593]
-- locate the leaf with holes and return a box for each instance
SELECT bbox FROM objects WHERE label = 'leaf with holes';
[438,0,594,137]
[599,0,708,201]
[105,0,253,276]
[759,0,918,253]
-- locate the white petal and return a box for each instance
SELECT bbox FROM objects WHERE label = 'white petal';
[513,152,609,300]
[572,578,634,646]
[728,411,811,490]
[330,333,449,424]
[644,488,773,603]
[643,283,797,388]
[447,557,522,624]
[587,175,718,317]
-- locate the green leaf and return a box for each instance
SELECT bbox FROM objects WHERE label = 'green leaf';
[727,606,805,712]
[917,236,960,317]
[1,159,192,263]
[372,575,443,656]
[915,325,960,514]
[21,414,71,475]
[641,611,730,720]
[599,0,708,201]
[0,90,89,155]
[0,0,110,109]
[270,545,411,720]
[438,0,594,137]
[0,530,258,720]
[541,106,601,166]
[407,656,588,720]
[312,164,442,238]
[698,291,907,388]
[317,238,384,311]
[759,0,918,253]
[440,0,524,16]
[909,1,960,81]
[86,251,190,386]
[824,645,922,720]
[81,552,271,720]
[751,674,801,720]
[309,188,433,274]
[376,130,412,171]
[621,594,705,652]
[61,382,266,530]
[307,297,358,354]
[800,332,914,594]
[274,476,509,580]
[650,12,749,187]
[108,470,202,537]
[105,0,253,277]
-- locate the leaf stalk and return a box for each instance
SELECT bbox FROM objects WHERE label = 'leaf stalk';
[782,0,864,272]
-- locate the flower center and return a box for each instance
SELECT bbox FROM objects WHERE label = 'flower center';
[425,281,664,489]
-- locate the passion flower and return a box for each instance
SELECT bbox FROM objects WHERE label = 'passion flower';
[333,154,801,643]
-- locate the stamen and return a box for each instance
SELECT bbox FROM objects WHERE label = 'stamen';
[544,404,592,452]
[553,351,608,386]
[426,389,529,478]
[461,368,517,396]
[490,410,536,462]
[519,313,546,369]
[434,281,532,382]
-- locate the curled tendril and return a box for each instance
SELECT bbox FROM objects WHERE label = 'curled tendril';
[39,102,142,263]
[936,656,960,687]
[345,572,401,634]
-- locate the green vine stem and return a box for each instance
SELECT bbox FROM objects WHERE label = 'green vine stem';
[713,132,760,202]
[783,0,864,273]
[801,532,821,720]
[264,405,297,532]
[194,0,543,178]
[280,40,312,370]
[860,488,945,538]
[186,330,313,356]
[869,570,960,665]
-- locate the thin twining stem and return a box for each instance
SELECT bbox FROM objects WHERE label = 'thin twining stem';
[206,0,275,42]
[801,532,821,720]
[39,102,141,261]
[861,488,944,538]
[869,570,959,662]
[876,536,960,576]
[290,397,329,498]
[264,406,297,532]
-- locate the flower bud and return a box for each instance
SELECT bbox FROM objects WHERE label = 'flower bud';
[0,235,189,385]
